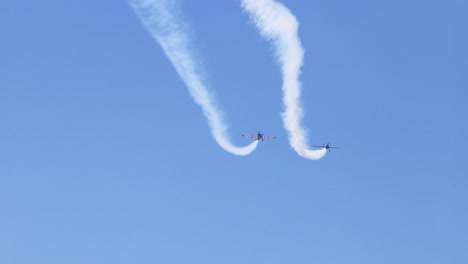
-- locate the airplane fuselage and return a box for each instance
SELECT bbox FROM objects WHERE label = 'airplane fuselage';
[257,133,264,141]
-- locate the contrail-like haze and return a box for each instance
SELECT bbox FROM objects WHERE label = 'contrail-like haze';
[130,0,258,155]
[130,0,326,160]
[241,0,326,160]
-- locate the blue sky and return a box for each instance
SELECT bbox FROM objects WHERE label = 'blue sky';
[1,0,467,263]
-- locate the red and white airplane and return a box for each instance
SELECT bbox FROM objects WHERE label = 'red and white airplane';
[312,143,341,152]
[242,131,276,141]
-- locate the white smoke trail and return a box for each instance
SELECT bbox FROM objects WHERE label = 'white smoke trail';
[241,0,326,160]
[130,0,258,155]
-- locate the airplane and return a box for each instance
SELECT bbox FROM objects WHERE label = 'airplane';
[242,131,276,141]
[312,143,341,152]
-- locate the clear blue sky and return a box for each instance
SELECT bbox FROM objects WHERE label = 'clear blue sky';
[2,0,467,263]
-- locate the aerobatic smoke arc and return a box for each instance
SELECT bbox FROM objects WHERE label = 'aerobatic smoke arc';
[241,0,326,160]
[130,0,258,156]
[130,0,326,160]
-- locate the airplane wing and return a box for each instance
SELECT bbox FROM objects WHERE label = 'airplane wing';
[329,146,341,149]
[262,135,276,139]
[312,145,324,148]
[242,134,259,139]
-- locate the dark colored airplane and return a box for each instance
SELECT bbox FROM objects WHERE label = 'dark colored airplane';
[312,143,341,152]
[242,131,276,141]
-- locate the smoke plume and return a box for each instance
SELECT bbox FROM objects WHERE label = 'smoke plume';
[130,0,258,155]
[241,0,326,160]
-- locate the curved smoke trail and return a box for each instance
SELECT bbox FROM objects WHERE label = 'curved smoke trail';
[130,0,258,155]
[241,0,326,160]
